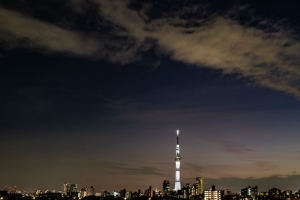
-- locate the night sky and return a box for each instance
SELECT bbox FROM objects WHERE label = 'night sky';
[1,0,300,193]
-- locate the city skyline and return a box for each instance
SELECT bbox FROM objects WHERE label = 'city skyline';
[1,0,300,193]
[2,179,300,195]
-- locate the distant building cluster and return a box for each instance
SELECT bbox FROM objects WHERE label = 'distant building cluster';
[2,131,300,200]
[2,183,300,200]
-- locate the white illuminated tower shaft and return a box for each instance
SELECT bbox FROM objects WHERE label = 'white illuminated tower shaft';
[174,130,181,191]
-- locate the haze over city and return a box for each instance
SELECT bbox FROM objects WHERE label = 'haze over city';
[1,0,300,193]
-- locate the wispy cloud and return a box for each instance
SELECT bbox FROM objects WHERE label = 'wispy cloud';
[242,159,277,170]
[0,8,99,56]
[0,6,141,64]
[97,1,300,97]
[1,1,300,97]
[183,160,295,184]
[62,157,166,176]
[198,137,256,154]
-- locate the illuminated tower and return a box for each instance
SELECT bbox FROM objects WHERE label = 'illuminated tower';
[174,130,181,191]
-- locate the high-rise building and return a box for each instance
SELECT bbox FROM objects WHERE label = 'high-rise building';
[69,184,78,199]
[163,180,170,193]
[69,184,78,193]
[87,186,95,196]
[196,177,204,195]
[147,186,154,198]
[61,182,69,196]
[241,186,258,199]
[204,186,222,200]
[191,184,197,196]
[269,188,281,199]
[174,130,181,191]
[183,183,192,198]
[80,187,87,198]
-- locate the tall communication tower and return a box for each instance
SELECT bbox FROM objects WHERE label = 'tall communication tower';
[174,130,181,191]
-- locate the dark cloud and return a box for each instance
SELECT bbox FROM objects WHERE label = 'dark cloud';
[1,1,300,97]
